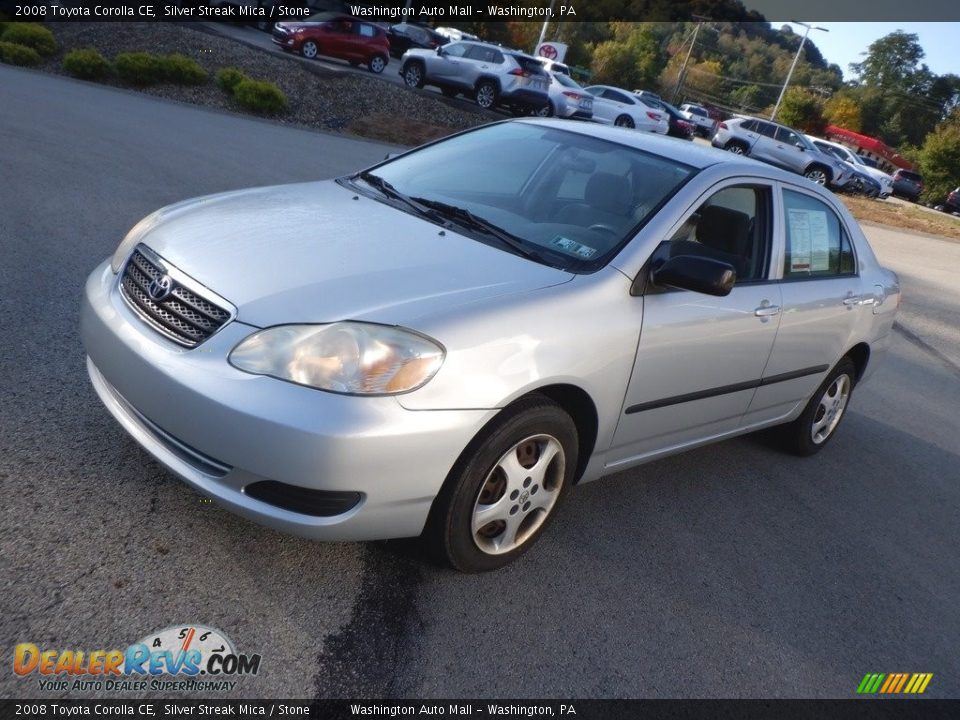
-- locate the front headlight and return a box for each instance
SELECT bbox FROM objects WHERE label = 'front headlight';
[110,210,164,273]
[229,322,445,395]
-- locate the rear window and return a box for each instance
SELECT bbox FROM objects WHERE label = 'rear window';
[554,73,581,89]
[899,171,922,182]
[511,54,548,75]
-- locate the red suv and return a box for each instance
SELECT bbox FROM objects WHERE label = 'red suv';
[272,13,390,74]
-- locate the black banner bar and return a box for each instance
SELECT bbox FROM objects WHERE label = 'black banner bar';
[2,700,960,719]
[2,0,960,22]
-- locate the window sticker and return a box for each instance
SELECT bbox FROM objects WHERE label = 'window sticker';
[807,210,831,272]
[551,235,597,258]
[786,208,812,272]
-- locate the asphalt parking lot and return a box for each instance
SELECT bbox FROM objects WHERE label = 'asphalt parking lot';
[2,65,959,699]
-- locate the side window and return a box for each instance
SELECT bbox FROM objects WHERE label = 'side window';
[651,186,771,284]
[755,122,777,138]
[603,89,633,104]
[775,127,801,146]
[444,43,468,57]
[782,190,855,278]
[356,23,376,38]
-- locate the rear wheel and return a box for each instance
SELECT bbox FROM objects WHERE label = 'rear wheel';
[368,55,386,74]
[426,396,577,572]
[402,61,424,88]
[475,80,498,109]
[301,40,319,59]
[725,141,746,154]
[614,114,635,128]
[777,358,856,456]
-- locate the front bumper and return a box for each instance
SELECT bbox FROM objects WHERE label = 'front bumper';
[81,260,495,541]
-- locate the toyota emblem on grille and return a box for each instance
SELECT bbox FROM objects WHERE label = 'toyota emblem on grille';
[148,274,173,301]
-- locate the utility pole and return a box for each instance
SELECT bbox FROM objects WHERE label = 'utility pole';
[534,0,557,53]
[671,16,710,104]
[770,21,828,121]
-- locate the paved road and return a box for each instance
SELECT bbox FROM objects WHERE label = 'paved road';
[2,66,958,700]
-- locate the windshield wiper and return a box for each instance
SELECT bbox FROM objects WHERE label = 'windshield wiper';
[411,198,548,264]
[352,171,439,220]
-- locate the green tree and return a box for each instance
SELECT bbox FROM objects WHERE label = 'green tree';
[775,88,824,133]
[590,23,664,90]
[824,94,862,131]
[849,30,926,90]
[918,119,960,203]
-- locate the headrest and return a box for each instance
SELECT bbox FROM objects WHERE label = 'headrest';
[697,205,750,256]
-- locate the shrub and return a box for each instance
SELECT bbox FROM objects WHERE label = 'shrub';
[216,66,247,93]
[233,78,288,115]
[63,47,111,80]
[113,51,165,86]
[1,22,56,57]
[162,53,207,85]
[0,40,41,67]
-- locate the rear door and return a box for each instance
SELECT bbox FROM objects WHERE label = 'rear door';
[749,121,780,164]
[743,184,867,426]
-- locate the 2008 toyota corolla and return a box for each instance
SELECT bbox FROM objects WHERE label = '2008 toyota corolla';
[82,119,900,571]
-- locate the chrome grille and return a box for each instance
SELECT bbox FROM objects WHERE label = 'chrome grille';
[120,247,231,347]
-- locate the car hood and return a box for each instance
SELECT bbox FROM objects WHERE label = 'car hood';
[134,181,574,327]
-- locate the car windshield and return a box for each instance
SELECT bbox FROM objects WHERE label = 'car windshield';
[345,122,697,272]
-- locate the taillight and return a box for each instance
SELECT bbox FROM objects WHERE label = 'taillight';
[647,112,661,120]
[719,122,728,129]
[508,68,531,77]
[562,91,581,100]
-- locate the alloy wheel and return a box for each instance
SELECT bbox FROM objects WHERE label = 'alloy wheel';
[726,143,745,154]
[302,41,318,59]
[476,83,496,109]
[403,64,422,87]
[369,56,386,74]
[471,434,565,555]
[806,168,828,185]
[811,374,851,444]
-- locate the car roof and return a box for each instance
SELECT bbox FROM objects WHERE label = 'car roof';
[515,118,804,175]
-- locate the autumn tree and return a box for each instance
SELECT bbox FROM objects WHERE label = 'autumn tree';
[824,94,862,131]
[775,88,825,133]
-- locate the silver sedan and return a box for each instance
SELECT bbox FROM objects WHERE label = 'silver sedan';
[81,119,900,572]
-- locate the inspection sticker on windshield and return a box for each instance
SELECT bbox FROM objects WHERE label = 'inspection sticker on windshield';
[551,235,596,258]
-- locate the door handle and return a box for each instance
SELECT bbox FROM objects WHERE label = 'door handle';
[843,295,862,306]
[754,305,781,317]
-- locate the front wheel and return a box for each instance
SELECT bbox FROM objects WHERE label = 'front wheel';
[536,101,554,118]
[368,55,386,74]
[725,141,746,154]
[475,80,498,109]
[777,358,856,456]
[301,40,319,59]
[614,114,635,128]
[804,166,831,186]
[426,396,578,572]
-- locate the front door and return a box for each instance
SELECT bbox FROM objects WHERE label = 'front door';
[608,183,781,465]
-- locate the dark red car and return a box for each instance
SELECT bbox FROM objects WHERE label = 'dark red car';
[272,13,390,74]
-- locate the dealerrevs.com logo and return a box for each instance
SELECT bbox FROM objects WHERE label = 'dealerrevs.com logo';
[14,624,262,693]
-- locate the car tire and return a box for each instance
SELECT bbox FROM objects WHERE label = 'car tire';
[804,165,831,186]
[536,101,554,118]
[301,41,319,59]
[777,358,856,457]
[425,395,578,572]
[368,55,386,74]
[402,61,424,88]
[475,80,498,110]
[614,114,635,128]
[724,141,747,154]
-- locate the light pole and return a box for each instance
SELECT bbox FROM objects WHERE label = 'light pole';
[770,21,828,121]
[534,0,557,53]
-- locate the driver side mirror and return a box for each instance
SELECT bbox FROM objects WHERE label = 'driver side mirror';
[796,143,806,151]
[436,46,445,56]
[650,255,736,297]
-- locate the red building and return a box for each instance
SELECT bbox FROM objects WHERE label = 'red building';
[824,125,915,174]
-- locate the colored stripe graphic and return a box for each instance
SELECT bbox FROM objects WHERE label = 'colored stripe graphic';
[857,673,932,694]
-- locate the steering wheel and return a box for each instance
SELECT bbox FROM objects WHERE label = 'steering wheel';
[588,223,619,235]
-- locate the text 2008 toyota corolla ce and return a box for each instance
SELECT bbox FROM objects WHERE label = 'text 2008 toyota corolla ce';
[82,119,900,571]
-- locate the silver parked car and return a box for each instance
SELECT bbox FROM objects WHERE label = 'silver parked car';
[807,136,894,198]
[82,119,900,572]
[400,41,549,112]
[678,103,717,137]
[713,116,850,188]
[536,69,593,120]
[584,85,669,133]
